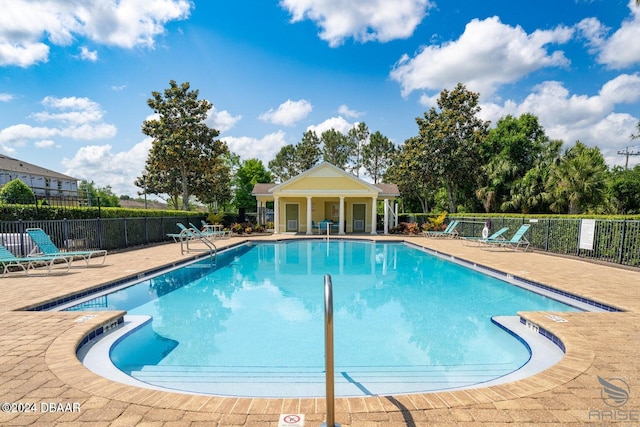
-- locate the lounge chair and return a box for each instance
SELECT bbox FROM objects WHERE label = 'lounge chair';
[0,244,72,276]
[25,228,107,266]
[483,224,531,251]
[200,221,230,239]
[424,220,459,238]
[311,220,321,234]
[461,227,509,246]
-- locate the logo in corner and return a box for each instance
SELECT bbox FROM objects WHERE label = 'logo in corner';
[598,376,630,407]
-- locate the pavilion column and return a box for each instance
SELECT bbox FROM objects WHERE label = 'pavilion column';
[384,199,389,235]
[339,196,345,235]
[306,196,313,235]
[371,197,378,235]
[274,196,280,234]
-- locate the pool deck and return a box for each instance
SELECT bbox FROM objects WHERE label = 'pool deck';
[0,233,638,426]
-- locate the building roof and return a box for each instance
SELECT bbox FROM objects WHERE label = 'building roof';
[251,162,400,197]
[0,155,78,181]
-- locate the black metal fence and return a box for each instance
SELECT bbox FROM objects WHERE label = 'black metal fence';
[0,216,204,257]
[450,216,640,268]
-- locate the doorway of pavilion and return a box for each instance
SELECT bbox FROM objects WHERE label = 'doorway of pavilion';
[352,203,366,232]
[285,203,299,232]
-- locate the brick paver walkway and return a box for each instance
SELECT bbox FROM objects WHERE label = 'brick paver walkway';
[0,234,638,426]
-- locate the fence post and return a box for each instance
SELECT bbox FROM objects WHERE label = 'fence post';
[63,218,69,250]
[123,217,129,247]
[618,219,627,265]
[18,219,26,257]
[97,217,104,249]
[545,218,551,251]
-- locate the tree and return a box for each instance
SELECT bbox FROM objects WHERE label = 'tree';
[362,130,395,184]
[477,113,550,212]
[79,180,120,207]
[139,80,229,211]
[609,165,640,214]
[546,141,609,214]
[385,137,439,213]
[233,159,272,211]
[0,179,34,204]
[502,139,562,213]
[268,144,298,183]
[296,130,322,171]
[347,122,370,176]
[415,83,490,212]
[321,128,354,170]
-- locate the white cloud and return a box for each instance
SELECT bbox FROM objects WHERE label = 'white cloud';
[222,131,288,164]
[595,1,640,69]
[280,0,433,46]
[0,96,117,151]
[390,16,572,98]
[0,0,192,67]
[0,93,14,102]
[306,116,354,135]
[259,99,313,126]
[62,139,152,196]
[207,106,242,133]
[79,46,98,61]
[479,75,640,167]
[35,139,56,148]
[338,104,363,119]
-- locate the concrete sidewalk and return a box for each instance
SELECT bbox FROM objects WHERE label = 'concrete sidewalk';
[0,234,638,426]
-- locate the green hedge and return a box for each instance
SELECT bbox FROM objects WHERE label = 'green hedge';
[0,203,204,221]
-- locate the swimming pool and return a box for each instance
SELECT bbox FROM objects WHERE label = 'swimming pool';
[70,240,583,398]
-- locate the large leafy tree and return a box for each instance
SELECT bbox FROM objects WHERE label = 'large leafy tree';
[362,130,395,184]
[233,158,272,211]
[0,179,34,204]
[608,165,640,214]
[477,113,550,212]
[138,80,229,211]
[415,83,490,212]
[545,141,609,214]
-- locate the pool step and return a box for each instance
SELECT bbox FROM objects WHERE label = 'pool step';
[124,364,521,398]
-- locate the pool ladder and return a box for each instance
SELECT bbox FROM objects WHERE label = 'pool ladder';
[322,274,341,427]
[180,228,217,265]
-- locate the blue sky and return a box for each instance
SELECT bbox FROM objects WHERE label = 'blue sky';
[1,0,640,197]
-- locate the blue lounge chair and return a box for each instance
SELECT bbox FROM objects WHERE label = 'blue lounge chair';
[424,220,459,238]
[483,224,531,251]
[25,228,107,266]
[0,244,72,276]
[461,227,509,246]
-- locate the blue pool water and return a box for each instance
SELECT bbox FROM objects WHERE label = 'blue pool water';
[70,240,579,397]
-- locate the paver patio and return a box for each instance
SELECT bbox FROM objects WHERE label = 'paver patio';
[0,234,638,426]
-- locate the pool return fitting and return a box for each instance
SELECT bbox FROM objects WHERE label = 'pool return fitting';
[322,274,341,427]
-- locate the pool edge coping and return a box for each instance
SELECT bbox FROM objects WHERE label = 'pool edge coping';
[42,237,603,414]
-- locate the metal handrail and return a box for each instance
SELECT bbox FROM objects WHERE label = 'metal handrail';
[180,228,217,263]
[322,274,340,427]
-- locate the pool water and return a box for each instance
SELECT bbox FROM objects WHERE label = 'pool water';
[70,240,579,397]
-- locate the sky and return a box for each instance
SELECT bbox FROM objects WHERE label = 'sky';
[1,0,640,198]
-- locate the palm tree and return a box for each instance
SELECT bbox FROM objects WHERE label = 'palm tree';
[545,142,609,214]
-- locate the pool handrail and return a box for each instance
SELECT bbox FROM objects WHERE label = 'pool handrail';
[323,274,341,427]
